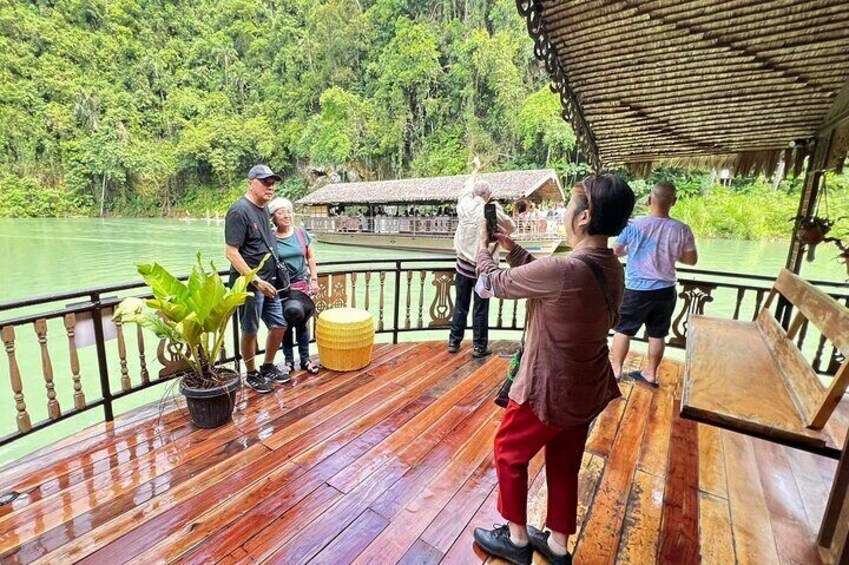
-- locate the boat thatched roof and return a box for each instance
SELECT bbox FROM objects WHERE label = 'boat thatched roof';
[517,0,849,175]
[295,169,564,206]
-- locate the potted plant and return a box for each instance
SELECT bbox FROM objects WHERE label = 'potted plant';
[113,253,264,429]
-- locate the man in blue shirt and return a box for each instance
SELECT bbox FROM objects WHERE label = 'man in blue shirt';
[611,182,698,387]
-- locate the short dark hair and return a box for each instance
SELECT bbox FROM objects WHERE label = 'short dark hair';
[575,174,635,236]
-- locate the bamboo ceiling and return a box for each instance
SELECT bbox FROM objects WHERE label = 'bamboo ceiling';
[518,0,849,175]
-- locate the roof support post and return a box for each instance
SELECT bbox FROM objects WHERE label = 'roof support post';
[784,133,831,275]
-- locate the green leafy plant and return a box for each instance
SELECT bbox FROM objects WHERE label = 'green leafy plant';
[113,253,266,387]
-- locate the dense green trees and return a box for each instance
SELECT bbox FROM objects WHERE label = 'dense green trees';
[0,0,573,216]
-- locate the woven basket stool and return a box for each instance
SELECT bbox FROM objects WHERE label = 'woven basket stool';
[315,307,375,371]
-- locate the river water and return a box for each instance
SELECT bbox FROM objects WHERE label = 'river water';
[0,217,847,463]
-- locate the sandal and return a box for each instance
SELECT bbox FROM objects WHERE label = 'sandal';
[302,360,320,375]
[628,370,659,388]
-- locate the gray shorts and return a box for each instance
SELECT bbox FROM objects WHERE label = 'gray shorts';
[238,290,286,335]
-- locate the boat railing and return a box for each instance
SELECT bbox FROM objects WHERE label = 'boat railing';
[301,216,563,241]
[0,257,846,450]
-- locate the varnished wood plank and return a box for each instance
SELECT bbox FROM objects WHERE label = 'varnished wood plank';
[327,357,505,494]
[353,414,500,563]
[586,382,630,457]
[698,424,728,499]
[369,397,499,520]
[656,402,700,564]
[637,381,674,478]
[569,453,606,555]
[174,478,339,565]
[0,434,255,564]
[397,539,444,565]
[419,454,498,552]
[24,441,270,564]
[441,452,546,565]
[576,386,652,564]
[752,438,822,565]
[259,366,504,564]
[616,470,664,564]
[698,492,736,565]
[309,509,390,565]
[293,347,485,471]
[722,430,781,565]
[784,447,832,531]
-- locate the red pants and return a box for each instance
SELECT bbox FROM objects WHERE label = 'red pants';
[495,401,589,534]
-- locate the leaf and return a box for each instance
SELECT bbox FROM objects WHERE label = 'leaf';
[137,262,187,302]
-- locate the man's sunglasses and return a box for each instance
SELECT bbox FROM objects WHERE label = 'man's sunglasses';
[258,178,276,187]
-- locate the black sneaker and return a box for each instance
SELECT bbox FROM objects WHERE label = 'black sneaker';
[473,347,493,358]
[527,525,572,565]
[447,342,460,354]
[473,525,532,565]
[261,362,291,384]
[245,370,273,394]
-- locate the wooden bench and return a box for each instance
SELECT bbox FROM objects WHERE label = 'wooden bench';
[682,269,849,457]
[682,269,849,563]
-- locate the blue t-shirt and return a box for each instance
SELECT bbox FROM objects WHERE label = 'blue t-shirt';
[275,228,314,282]
[615,216,696,291]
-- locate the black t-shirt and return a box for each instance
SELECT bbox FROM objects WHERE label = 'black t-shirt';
[225,196,277,281]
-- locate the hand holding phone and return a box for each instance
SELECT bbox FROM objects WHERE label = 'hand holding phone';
[484,202,497,243]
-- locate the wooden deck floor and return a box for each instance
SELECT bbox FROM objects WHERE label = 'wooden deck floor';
[0,341,838,564]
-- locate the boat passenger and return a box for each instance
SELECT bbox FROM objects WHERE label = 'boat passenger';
[269,197,321,375]
[473,174,635,565]
[449,179,515,358]
[224,164,290,394]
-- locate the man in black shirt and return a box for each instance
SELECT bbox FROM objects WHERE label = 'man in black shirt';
[225,164,289,393]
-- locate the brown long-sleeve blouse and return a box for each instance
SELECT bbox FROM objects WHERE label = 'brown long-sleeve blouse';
[477,245,625,429]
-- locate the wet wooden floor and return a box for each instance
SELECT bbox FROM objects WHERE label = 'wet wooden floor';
[0,341,838,564]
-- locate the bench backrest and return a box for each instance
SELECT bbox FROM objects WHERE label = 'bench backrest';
[761,269,849,429]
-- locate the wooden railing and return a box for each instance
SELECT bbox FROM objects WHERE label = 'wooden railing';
[0,257,846,449]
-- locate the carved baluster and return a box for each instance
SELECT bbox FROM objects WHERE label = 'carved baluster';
[137,325,150,385]
[3,326,32,433]
[34,319,61,420]
[752,289,766,321]
[417,271,426,329]
[512,300,519,329]
[378,271,386,332]
[732,288,746,320]
[405,271,413,329]
[670,282,716,348]
[497,299,504,329]
[427,271,455,328]
[364,272,372,311]
[64,314,86,410]
[114,318,131,392]
[351,273,358,308]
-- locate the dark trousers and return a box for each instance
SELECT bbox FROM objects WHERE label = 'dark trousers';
[449,271,489,349]
[282,321,310,365]
[495,401,589,534]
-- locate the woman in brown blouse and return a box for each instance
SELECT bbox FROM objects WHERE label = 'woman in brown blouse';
[473,174,635,565]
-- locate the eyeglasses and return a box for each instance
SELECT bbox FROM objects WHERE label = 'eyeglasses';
[258,178,276,188]
[574,175,596,215]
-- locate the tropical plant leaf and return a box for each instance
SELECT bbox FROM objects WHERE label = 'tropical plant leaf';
[145,298,189,323]
[138,262,187,301]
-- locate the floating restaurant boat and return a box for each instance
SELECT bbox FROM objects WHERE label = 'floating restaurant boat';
[296,169,566,256]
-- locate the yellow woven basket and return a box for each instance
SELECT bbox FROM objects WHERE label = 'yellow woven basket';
[315,308,375,371]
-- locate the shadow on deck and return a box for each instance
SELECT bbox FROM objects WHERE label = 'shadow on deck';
[0,341,837,564]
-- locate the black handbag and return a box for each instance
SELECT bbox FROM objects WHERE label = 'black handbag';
[260,231,291,298]
[494,255,615,408]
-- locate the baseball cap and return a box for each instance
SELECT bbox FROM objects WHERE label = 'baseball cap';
[248,164,282,182]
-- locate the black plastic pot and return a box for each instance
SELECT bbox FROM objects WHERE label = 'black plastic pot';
[179,369,241,429]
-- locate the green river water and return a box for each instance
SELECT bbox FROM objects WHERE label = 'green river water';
[0,217,847,464]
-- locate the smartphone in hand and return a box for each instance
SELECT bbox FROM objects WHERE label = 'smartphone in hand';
[484,202,497,243]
